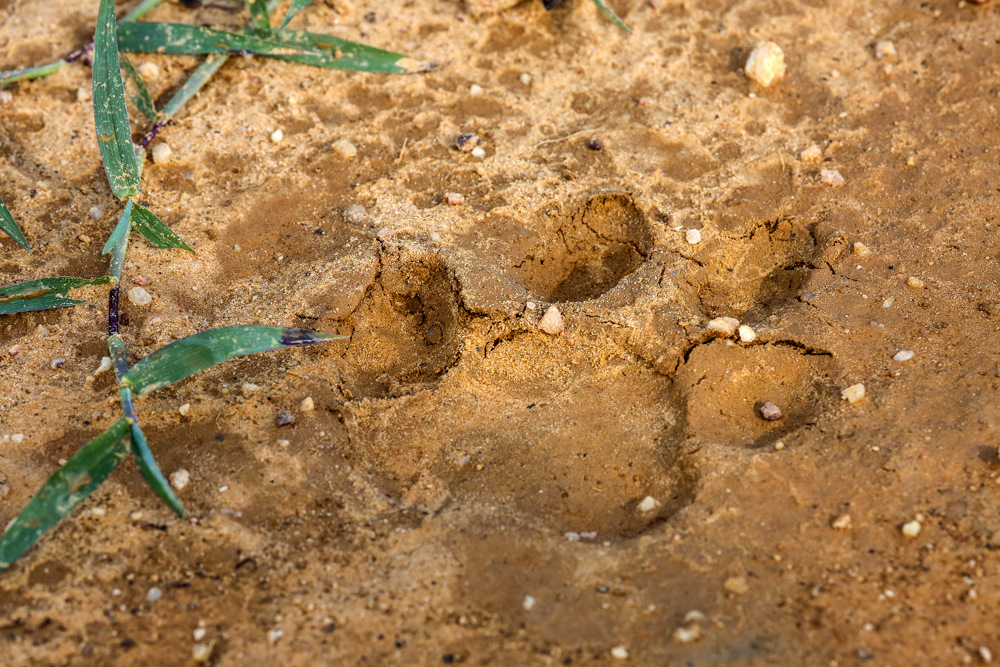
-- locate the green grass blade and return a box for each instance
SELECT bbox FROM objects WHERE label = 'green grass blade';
[117,22,415,74]
[280,0,313,29]
[0,60,68,87]
[0,194,30,251]
[591,0,632,33]
[248,27,415,74]
[102,198,134,256]
[0,419,130,571]
[131,203,192,251]
[245,0,271,28]
[94,0,141,199]
[0,276,113,315]
[123,325,345,396]
[129,421,184,516]
[121,56,159,122]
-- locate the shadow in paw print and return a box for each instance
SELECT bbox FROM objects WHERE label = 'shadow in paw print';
[345,334,699,540]
[340,255,463,399]
[509,193,654,302]
[674,340,834,449]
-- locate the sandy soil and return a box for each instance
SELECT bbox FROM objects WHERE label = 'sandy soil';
[1,0,999,663]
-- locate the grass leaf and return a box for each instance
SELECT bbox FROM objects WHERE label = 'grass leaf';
[121,56,159,122]
[0,419,131,571]
[591,0,632,33]
[94,0,141,199]
[123,325,345,396]
[0,276,113,316]
[280,0,314,29]
[0,194,30,251]
[129,421,184,516]
[0,60,68,87]
[131,203,193,251]
[102,199,135,256]
[117,22,415,74]
[245,0,271,28]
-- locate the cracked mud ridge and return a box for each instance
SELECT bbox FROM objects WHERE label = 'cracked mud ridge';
[2,0,1000,664]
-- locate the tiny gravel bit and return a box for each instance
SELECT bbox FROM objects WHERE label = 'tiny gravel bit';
[276,412,295,427]
[759,401,783,421]
[587,138,603,151]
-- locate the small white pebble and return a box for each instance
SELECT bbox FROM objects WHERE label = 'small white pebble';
[151,142,172,165]
[376,227,395,240]
[901,520,921,538]
[444,192,465,206]
[169,468,190,491]
[522,595,536,611]
[820,168,845,187]
[526,301,537,311]
[300,396,315,413]
[267,629,284,645]
[218,485,228,493]
[893,350,914,362]
[344,204,366,225]
[92,506,107,517]
[127,286,152,306]
[241,383,260,397]
[706,316,740,337]
[136,61,160,80]
[471,146,486,158]
[853,242,871,257]
[538,305,564,335]
[800,144,823,162]
[610,645,629,660]
[276,439,290,448]
[332,138,358,158]
[745,42,786,87]
[906,276,925,289]
[270,129,284,143]
[841,383,866,404]
[979,647,993,664]
[192,643,214,663]
[146,587,162,603]
[882,297,894,308]
[831,514,853,530]
[874,41,897,59]
[520,73,532,85]
[193,628,207,641]
[94,357,113,376]
[674,625,702,643]
[0,90,12,104]
[428,231,442,242]
[469,83,483,95]
[11,433,25,444]
[637,496,661,513]
[89,206,105,220]
[564,532,581,541]
[178,402,191,416]
[76,87,92,103]
[738,325,757,343]
[685,228,702,244]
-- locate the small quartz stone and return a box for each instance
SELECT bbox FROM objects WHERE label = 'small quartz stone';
[832,514,853,531]
[738,325,757,343]
[133,275,152,286]
[906,276,925,289]
[50,357,66,370]
[95,356,113,375]
[759,401,783,421]
[345,204,367,225]
[471,146,486,158]
[901,520,921,538]
[538,305,564,335]
[874,41,897,59]
[853,242,871,257]
[820,168,845,187]
[300,396,315,413]
[706,317,740,337]
[192,643,214,663]
[137,61,160,79]
[610,646,629,660]
[445,192,465,206]
[724,576,750,595]
[151,143,171,165]
[178,403,191,416]
[841,383,866,404]
[169,468,190,491]
[127,286,152,306]
[89,206,104,220]
[332,139,358,158]
[745,42,786,87]
[893,350,915,361]
[270,129,284,143]
[800,144,823,162]
[276,412,295,427]
[637,496,661,513]
[685,228,702,244]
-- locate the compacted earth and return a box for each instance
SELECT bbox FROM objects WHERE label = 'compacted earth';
[1,0,999,664]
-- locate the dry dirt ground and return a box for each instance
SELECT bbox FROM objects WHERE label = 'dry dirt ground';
[1,0,999,664]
